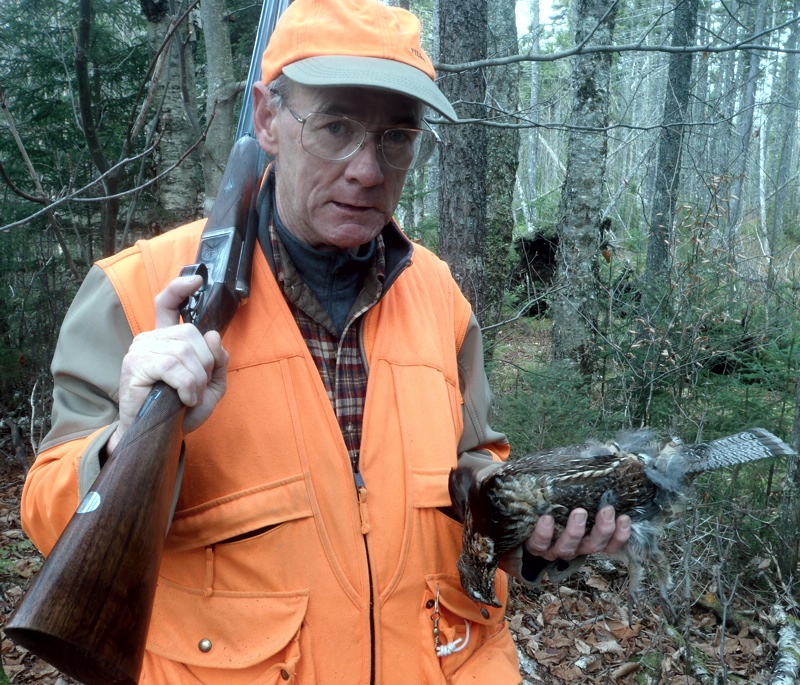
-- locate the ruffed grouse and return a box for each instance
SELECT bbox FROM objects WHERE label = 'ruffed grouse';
[449,428,794,613]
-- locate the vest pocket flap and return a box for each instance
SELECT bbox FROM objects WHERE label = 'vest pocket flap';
[412,468,453,508]
[425,574,504,626]
[147,579,310,669]
[167,474,313,551]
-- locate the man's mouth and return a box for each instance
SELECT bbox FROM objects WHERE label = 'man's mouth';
[334,201,377,212]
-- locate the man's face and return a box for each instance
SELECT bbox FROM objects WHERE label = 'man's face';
[254,83,417,251]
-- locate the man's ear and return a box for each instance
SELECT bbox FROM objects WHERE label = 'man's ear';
[253,81,279,156]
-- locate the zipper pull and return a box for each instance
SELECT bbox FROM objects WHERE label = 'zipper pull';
[355,471,370,535]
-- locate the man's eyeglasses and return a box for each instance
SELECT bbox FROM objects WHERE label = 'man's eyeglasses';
[282,106,440,171]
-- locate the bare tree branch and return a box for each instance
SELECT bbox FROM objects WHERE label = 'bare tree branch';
[0,109,214,234]
[435,14,800,73]
[1,92,82,282]
[0,160,45,203]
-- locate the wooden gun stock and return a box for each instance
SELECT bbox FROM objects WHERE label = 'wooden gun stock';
[4,135,263,684]
[4,383,185,685]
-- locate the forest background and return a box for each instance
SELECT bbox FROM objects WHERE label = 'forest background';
[3,0,800,680]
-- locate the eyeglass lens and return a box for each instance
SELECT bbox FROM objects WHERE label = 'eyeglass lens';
[300,113,437,170]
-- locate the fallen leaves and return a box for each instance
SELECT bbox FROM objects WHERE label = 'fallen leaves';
[508,562,774,685]
[0,479,77,684]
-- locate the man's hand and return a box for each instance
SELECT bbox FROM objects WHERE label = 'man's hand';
[107,275,229,453]
[525,506,631,560]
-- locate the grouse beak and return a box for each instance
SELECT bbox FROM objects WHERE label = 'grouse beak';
[471,587,502,608]
[457,557,503,607]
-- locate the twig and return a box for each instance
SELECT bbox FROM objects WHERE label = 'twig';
[481,285,566,332]
[0,160,45,203]
[28,378,39,455]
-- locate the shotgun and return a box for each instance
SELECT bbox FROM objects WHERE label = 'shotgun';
[4,0,288,681]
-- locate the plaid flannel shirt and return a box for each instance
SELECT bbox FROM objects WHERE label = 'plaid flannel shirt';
[269,220,386,474]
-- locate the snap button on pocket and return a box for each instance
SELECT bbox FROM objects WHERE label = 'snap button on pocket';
[198,639,212,653]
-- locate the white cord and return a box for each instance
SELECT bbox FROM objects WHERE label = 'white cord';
[436,620,471,657]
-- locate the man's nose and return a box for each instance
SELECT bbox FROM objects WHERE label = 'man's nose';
[346,132,386,184]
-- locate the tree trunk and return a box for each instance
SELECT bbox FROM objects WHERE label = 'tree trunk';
[550,0,617,373]
[523,0,541,232]
[437,0,488,317]
[199,0,238,214]
[141,0,202,225]
[483,0,520,338]
[770,0,800,265]
[724,0,768,252]
[76,0,120,257]
[778,386,800,582]
[644,0,699,285]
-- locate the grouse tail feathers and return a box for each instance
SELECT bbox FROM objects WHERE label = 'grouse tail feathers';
[681,428,795,475]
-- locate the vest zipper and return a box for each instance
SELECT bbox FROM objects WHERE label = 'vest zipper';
[352,463,376,685]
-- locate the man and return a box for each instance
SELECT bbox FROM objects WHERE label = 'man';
[21,0,630,683]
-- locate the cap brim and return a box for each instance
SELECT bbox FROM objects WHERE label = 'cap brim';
[283,55,458,122]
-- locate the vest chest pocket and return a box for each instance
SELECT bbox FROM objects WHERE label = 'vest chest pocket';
[146,579,314,683]
[166,474,313,552]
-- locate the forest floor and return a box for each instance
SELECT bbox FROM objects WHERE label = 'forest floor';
[0,462,788,684]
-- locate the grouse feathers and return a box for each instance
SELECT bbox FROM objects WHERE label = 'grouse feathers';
[449,428,794,613]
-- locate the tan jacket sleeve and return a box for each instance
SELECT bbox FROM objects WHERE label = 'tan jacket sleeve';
[456,312,510,465]
[454,312,577,588]
[21,266,132,555]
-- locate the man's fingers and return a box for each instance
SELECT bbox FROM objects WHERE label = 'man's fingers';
[572,506,612,556]
[602,514,631,555]
[549,509,588,559]
[203,330,228,372]
[154,274,203,329]
[182,331,230,434]
[124,326,217,406]
[113,279,230,450]
[525,509,588,561]
[522,506,633,564]
[127,348,208,407]
[524,514,562,559]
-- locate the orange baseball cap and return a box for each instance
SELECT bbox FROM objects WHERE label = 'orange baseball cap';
[261,0,457,121]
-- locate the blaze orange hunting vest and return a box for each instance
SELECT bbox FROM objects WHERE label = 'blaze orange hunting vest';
[92,221,520,685]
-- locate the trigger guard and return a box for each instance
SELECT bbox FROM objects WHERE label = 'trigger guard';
[179,263,209,289]
[179,263,210,325]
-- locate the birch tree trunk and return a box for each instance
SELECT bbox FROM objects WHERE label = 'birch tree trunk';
[199,0,238,214]
[523,0,541,232]
[724,0,768,252]
[550,0,617,372]
[770,0,800,262]
[778,382,800,581]
[424,0,442,224]
[140,0,201,225]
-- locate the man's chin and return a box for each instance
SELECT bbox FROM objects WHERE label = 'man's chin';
[322,224,384,251]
